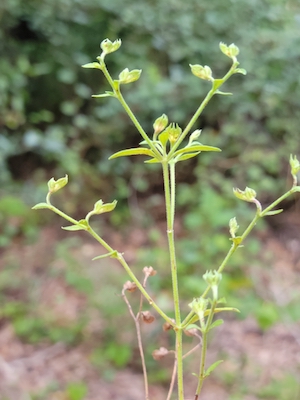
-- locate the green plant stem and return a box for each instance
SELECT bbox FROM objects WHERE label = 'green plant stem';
[100,62,160,157]
[194,301,217,399]
[168,61,239,160]
[45,203,174,326]
[162,161,184,400]
[182,186,298,328]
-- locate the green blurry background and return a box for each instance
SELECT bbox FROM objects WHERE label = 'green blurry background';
[1,0,300,399]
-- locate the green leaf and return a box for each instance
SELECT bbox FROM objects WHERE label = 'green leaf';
[158,130,169,147]
[109,148,155,159]
[176,152,201,162]
[205,360,224,377]
[82,62,102,69]
[185,323,202,331]
[212,79,224,91]
[207,319,224,331]
[92,91,115,98]
[214,307,240,314]
[93,251,118,260]
[234,68,247,75]
[215,90,233,96]
[264,209,284,216]
[174,145,221,157]
[62,219,89,231]
[144,158,161,163]
[32,202,51,210]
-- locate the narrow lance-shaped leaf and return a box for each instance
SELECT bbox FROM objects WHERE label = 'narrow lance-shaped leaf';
[109,148,156,159]
[62,219,89,231]
[205,360,224,377]
[173,144,221,158]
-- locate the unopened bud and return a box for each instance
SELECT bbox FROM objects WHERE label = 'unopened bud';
[190,64,213,81]
[92,199,117,215]
[47,175,68,194]
[153,114,168,135]
[100,38,122,55]
[233,187,257,202]
[219,42,240,59]
[229,217,239,238]
[119,68,142,84]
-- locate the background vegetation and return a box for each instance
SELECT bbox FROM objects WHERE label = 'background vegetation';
[1,0,300,398]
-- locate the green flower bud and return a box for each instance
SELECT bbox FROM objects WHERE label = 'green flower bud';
[153,114,168,135]
[190,64,213,81]
[233,187,257,202]
[219,42,240,60]
[47,175,68,194]
[119,68,142,84]
[92,199,117,214]
[100,38,122,55]
[229,217,239,238]
[290,154,300,183]
[188,129,202,145]
[203,270,222,301]
[163,123,182,144]
[188,297,209,316]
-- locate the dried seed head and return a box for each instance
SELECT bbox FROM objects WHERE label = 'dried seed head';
[184,328,198,337]
[152,347,169,360]
[141,311,155,324]
[143,266,157,277]
[123,281,137,292]
[163,319,175,331]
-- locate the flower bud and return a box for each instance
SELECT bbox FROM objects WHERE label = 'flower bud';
[188,129,202,145]
[203,270,222,300]
[290,154,300,180]
[100,38,122,55]
[190,64,213,81]
[233,187,257,202]
[92,199,117,214]
[219,42,240,59]
[153,114,168,135]
[47,175,68,194]
[229,217,239,238]
[163,123,182,144]
[119,68,142,84]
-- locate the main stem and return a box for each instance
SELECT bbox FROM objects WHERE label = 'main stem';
[162,161,184,400]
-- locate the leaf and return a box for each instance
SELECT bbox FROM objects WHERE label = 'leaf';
[62,219,89,231]
[109,148,155,159]
[205,360,224,377]
[234,68,247,75]
[174,145,221,158]
[213,307,240,314]
[93,251,118,260]
[229,236,243,246]
[212,79,224,91]
[263,209,283,216]
[215,90,233,96]
[92,91,115,98]
[158,130,169,147]
[32,202,51,210]
[176,152,201,162]
[144,158,161,163]
[82,62,102,69]
[185,323,202,332]
[207,319,224,331]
